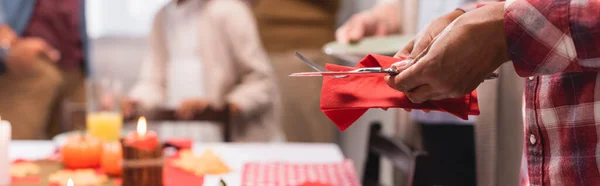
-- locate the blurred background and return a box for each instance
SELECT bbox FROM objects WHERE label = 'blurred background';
[88,0,397,184]
[88,0,396,184]
[0,0,524,185]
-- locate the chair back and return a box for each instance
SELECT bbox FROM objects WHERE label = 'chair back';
[363,121,427,186]
[123,106,231,142]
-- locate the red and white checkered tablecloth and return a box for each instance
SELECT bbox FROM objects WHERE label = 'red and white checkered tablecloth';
[241,159,360,186]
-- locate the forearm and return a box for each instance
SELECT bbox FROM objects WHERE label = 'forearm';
[222,0,277,119]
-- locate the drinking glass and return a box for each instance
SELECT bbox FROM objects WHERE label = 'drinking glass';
[86,79,123,142]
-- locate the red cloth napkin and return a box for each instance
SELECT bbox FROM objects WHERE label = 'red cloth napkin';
[163,151,205,186]
[321,54,480,131]
[241,159,360,186]
[164,159,205,186]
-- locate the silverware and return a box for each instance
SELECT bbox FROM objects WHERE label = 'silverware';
[295,52,327,72]
[289,67,398,77]
[295,52,349,78]
[290,67,498,80]
[292,48,499,80]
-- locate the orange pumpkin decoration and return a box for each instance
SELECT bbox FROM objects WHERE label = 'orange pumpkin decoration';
[61,134,103,169]
[101,141,123,176]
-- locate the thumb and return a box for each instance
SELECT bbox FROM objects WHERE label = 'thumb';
[42,48,60,62]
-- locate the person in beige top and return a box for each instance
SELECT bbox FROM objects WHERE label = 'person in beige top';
[121,0,283,142]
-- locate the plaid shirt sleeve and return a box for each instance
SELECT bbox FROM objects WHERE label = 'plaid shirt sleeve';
[505,0,600,77]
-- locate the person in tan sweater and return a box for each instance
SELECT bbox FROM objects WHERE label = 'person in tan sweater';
[122,0,283,142]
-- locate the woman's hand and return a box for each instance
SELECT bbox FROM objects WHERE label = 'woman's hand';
[120,98,140,119]
[336,2,402,44]
[5,37,60,74]
[176,99,210,120]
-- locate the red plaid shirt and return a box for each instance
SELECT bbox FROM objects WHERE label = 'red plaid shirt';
[460,0,600,185]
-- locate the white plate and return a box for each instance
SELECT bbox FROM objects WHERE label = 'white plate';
[322,34,414,62]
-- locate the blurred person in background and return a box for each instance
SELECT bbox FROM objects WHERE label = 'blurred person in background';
[338,0,523,185]
[122,0,283,142]
[252,0,339,143]
[0,0,89,139]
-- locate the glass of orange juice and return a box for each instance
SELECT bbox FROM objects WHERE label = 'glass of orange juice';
[86,79,123,142]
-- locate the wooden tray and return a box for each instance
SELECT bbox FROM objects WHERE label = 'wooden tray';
[11,160,119,186]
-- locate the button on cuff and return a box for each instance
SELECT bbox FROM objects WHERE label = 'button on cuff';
[530,134,537,145]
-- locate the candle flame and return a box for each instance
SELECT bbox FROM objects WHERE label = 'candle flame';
[67,178,74,186]
[137,116,147,136]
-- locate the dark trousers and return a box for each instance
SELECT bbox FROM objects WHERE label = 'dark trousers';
[413,123,476,186]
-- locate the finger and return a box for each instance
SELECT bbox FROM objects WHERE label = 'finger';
[405,85,439,104]
[30,38,60,62]
[374,21,388,36]
[335,25,350,44]
[430,94,450,101]
[196,101,208,113]
[390,60,413,72]
[409,35,434,58]
[384,64,426,92]
[43,48,60,62]
[126,100,140,117]
[348,18,366,42]
[175,103,190,119]
[394,39,416,58]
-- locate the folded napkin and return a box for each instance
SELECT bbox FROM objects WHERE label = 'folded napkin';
[164,159,205,186]
[241,160,360,186]
[321,54,480,131]
[164,140,205,186]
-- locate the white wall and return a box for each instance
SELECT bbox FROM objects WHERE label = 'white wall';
[86,0,169,38]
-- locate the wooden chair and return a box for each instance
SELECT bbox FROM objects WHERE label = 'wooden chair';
[362,121,428,186]
[123,105,232,142]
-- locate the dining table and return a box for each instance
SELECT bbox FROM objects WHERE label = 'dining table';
[9,140,347,186]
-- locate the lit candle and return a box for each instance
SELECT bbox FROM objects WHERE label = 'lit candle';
[124,117,159,150]
[0,116,10,186]
[67,178,74,186]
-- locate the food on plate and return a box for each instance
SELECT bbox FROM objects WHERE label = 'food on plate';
[48,169,107,186]
[61,134,103,169]
[101,141,122,176]
[10,162,40,177]
[171,149,230,175]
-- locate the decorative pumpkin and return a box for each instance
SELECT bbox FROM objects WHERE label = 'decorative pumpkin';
[61,134,103,169]
[101,141,123,176]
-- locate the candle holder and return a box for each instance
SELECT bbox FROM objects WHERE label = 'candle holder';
[120,139,163,186]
